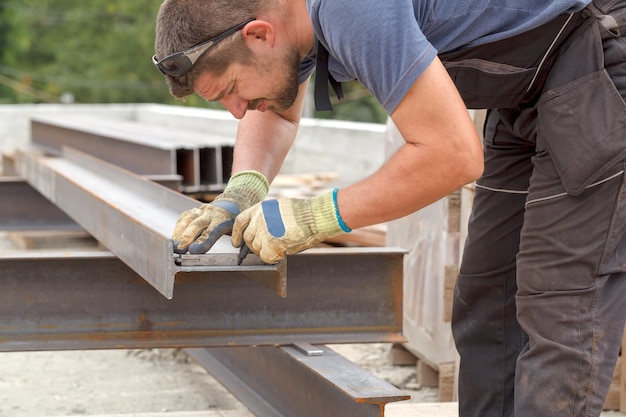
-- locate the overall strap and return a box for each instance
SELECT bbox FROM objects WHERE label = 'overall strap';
[314,40,344,111]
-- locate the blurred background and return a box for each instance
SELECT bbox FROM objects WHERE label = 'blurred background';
[0,0,387,123]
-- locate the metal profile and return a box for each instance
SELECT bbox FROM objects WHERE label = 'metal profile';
[30,115,234,192]
[186,345,410,417]
[15,146,284,299]
[0,248,405,350]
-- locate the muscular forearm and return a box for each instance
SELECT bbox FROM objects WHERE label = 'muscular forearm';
[231,80,309,182]
[337,138,482,230]
[233,110,298,182]
[338,57,484,230]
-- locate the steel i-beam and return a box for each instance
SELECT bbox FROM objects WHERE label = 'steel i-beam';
[0,248,405,351]
[15,146,284,299]
[186,345,410,417]
[31,116,234,192]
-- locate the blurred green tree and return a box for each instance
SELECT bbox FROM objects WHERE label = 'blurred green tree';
[0,0,206,106]
[0,0,385,123]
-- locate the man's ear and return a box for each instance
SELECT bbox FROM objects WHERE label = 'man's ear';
[241,20,276,46]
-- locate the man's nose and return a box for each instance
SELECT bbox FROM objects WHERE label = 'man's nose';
[220,96,248,119]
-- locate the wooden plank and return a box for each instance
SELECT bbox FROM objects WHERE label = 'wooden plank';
[270,172,339,189]
[416,359,439,388]
[387,401,626,417]
[438,361,456,402]
[605,355,622,410]
[619,330,626,414]
[7,229,99,250]
[443,265,458,322]
[1,151,17,176]
[325,224,387,247]
[606,325,626,412]
[389,343,418,366]
[386,402,458,417]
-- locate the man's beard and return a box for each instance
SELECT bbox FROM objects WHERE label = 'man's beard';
[249,47,301,112]
[273,47,301,111]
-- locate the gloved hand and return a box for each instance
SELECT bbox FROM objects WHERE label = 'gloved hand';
[171,170,269,254]
[232,188,352,264]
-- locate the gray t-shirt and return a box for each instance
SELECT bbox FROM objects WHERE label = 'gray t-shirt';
[301,0,590,113]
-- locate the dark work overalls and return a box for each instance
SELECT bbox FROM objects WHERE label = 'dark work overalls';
[438,1,626,416]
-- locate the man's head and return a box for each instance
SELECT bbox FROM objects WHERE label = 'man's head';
[154,0,263,98]
[154,0,303,118]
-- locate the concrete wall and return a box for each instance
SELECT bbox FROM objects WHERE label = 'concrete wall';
[0,103,386,184]
[0,104,138,155]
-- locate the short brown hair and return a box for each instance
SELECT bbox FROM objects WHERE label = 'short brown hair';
[154,0,265,98]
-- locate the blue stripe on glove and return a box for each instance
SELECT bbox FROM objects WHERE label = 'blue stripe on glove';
[261,200,286,238]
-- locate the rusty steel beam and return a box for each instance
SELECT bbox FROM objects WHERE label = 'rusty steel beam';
[15,146,284,299]
[0,248,405,351]
[186,345,410,417]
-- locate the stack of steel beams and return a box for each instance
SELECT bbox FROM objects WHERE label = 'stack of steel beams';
[31,115,235,193]
[1,112,412,416]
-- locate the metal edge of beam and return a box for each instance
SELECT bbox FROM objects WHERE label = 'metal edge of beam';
[14,146,284,299]
[0,249,405,351]
[185,345,410,417]
[32,115,236,148]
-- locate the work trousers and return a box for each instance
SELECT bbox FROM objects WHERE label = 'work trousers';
[449,2,626,416]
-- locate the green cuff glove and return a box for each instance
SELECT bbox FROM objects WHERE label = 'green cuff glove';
[232,188,351,264]
[172,170,269,254]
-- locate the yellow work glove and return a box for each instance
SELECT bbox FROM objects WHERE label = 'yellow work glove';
[232,188,352,264]
[171,170,269,254]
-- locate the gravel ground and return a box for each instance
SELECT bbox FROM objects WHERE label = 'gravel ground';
[0,349,241,417]
[0,345,436,417]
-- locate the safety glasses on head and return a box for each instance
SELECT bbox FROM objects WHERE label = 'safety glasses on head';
[152,17,255,77]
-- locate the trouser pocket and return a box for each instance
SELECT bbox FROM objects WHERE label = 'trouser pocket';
[444,60,536,109]
[537,69,626,195]
[598,167,626,275]
[536,21,626,196]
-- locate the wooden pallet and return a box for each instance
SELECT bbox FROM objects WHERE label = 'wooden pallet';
[387,402,626,417]
[7,229,100,250]
[390,343,456,402]
[387,402,458,417]
[604,329,626,413]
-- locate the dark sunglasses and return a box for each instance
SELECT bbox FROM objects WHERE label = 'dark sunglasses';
[152,17,255,77]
